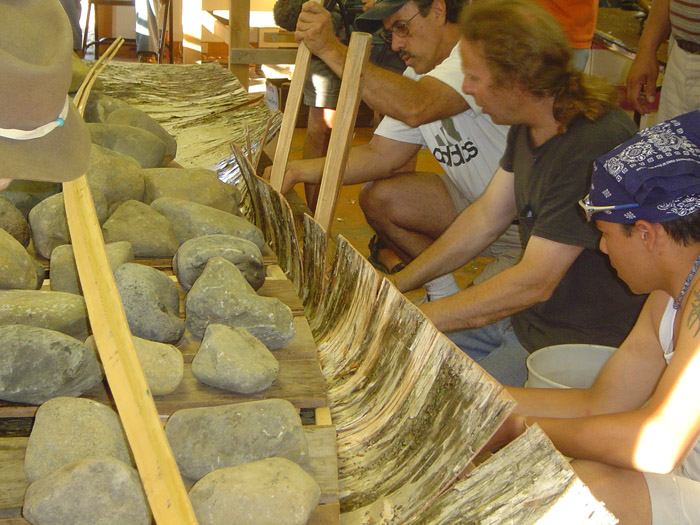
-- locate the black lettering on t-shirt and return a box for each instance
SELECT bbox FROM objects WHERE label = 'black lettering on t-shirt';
[432,140,479,167]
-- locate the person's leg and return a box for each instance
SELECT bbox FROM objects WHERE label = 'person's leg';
[573,460,651,524]
[447,318,528,386]
[359,171,458,263]
[301,57,341,211]
[135,0,160,61]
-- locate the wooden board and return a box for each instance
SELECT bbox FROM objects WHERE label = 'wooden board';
[0,318,327,419]
[0,426,339,519]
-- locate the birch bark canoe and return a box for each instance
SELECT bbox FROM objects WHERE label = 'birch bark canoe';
[415,426,616,524]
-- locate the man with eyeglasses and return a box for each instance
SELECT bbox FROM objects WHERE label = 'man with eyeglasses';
[388,0,647,386]
[270,0,522,297]
[483,110,700,524]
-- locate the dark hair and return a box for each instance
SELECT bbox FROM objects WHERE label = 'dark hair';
[414,0,463,24]
[458,0,618,130]
[621,209,700,246]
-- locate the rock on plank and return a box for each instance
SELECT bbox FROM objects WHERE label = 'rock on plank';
[165,399,309,481]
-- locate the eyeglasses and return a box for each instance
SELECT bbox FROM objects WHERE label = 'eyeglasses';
[578,194,640,222]
[379,10,422,43]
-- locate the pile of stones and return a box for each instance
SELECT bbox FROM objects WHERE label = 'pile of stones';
[22,397,320,524]
[0,87,315,523]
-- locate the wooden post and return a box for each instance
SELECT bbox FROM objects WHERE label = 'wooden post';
[268,0,322,192]
[62,177,198,524]
[313,32,372,232]
[182,0,202,64]
[229,0,251,91]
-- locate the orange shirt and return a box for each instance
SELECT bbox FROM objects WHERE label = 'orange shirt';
[535,0,599,49]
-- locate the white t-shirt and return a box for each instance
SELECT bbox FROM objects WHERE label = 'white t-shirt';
[374,44,509,204]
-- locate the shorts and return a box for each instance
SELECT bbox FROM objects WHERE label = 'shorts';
[303,42,405,109]
[644,466,700,524]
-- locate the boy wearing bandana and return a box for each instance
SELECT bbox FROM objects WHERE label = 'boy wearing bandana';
[485,110,700,523]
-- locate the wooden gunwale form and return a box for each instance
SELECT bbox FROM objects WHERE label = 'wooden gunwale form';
[262,183,612,522]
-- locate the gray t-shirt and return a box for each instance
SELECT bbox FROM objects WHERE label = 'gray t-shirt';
[502,108,646,352]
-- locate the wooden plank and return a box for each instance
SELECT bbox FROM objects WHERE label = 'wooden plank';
[229,0,250,90]
[314,33,372,232]
[0,357,327,419]
[230,48,298,65]
[304,426,338,505]
[177,317,318,363]
[0,438,27,510]
[63,176,196,523]
[268,0,322,192]
[0,426,339,521]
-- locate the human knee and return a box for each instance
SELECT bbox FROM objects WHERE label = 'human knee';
[359,180,397,225]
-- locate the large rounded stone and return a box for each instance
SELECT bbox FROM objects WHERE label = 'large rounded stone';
[24,397,131,482]
[23,457,150,525]
[83,93,129,124]
[86,335,183,396]
[0,229,38,290]
[0,196,30,246]
[151,197,264,248]
[192,324,279,394]
[102,200,179,257]
[0,180,60,219]
[28,190,109,259]
[185,257,295,349]
[107,106,177,163]
[142,168,237,213]
[50,241,134,295]
[86,144,145,214]
[0,290,89,340]
[31,258,45,290]
[87,122,167,168]
[114,263,184,343]
[0,326,101,405]
[174,234,264,291]
[189,457,320,525]
[165,399,309,481]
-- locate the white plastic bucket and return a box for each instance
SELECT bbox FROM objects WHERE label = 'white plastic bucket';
[525,344,616,389]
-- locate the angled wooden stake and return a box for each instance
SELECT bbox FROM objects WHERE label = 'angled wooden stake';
[268,0,321,192]
[313,32,372,232]
[63,41,198,525]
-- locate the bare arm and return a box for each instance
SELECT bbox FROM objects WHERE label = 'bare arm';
[263,134,422,194]
[626,0,671,114]
[420,235,583,332]
[295,2,469,127]
[391,167,517,293]
[488,290,700,474]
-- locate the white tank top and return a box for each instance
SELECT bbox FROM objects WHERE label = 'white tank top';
[659,298,700,480]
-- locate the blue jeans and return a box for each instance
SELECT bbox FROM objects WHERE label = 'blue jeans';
[446,318,529,387]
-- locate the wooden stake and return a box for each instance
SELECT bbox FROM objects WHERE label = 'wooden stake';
[64,47,198,525]
[268,0,321,192]
[313,32,372,232]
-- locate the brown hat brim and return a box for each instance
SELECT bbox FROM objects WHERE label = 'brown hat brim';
[0,98,91,184]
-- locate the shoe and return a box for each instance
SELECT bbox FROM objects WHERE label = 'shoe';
[410,293,430,306]
[138,51,158,64]
[367,234,406,274]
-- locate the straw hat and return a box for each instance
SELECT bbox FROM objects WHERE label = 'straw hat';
[0,0,91,184]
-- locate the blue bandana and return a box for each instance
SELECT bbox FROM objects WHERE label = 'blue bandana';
[588,110,700,223]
